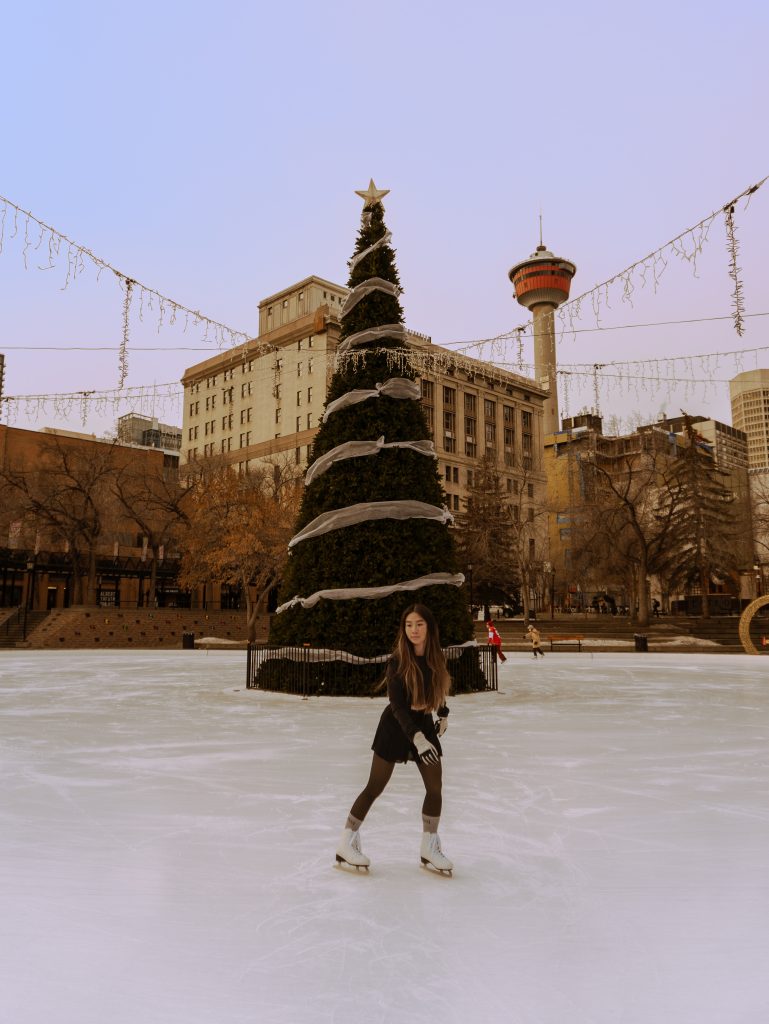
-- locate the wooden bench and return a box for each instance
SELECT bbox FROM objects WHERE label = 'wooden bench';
[544,634,585,652]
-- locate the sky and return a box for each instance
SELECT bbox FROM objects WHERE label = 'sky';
[1,0,768,437]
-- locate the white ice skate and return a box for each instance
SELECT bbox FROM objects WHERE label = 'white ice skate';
[335,828,370,871]
[420,832,453,876]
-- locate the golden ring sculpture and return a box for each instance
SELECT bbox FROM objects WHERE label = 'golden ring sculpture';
[738,595,769,654]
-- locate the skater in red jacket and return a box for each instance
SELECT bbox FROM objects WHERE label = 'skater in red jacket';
[335,603,453,875]
[486,619,507,662]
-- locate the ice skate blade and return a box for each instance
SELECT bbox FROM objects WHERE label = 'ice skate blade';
[335,854,369,872]
[420,858,453,877]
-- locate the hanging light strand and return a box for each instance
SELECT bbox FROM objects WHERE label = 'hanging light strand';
[0,192,252,383]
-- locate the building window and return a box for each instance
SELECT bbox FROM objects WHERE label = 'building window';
[465,440,476,457]
[297,362,302,377]
[444,435,456,453]
[527,483,534,498]
[445,465,452,481]
[443,386,456,407]
[296,416,301,432]
[485,422,496,445]
[484,399,496,420]
[467,469,474,486]
[307,413,313,429]
[465,417,476,438]
[307,386,313,403]
[276,408,282,424]
[452,494,460,511]
[308,357,314,374]
[464,393,476,415]
[297,390,302,406]
[422,380,434,402]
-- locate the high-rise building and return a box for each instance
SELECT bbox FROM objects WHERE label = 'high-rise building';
[729,369,769,471]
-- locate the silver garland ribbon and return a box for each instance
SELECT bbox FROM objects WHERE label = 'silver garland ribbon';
[254,639,479,665]
[288,500,453,549]
[275,572,465,615]
[304,436,435,486]
[340,277,401,319]
[322,377,420,422]
[335,323,409,359]
[348,230,393,272]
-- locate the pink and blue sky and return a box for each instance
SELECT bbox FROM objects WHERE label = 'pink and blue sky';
[1,0,767,436]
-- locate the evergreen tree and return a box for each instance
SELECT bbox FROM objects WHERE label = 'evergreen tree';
[658,416,744,617]
[270,183,473,665]
[456,453,519,609]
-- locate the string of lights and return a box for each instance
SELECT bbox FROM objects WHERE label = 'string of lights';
[0,192,253,386]
[442,174,768,355]
[4,309,768,353]
[1,175,767,428]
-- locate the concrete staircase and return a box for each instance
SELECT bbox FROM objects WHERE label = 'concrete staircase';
[0,609,50,648]
[476,613,748,652]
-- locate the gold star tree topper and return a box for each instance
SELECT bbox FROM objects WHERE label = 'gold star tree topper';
[355,179,390,209]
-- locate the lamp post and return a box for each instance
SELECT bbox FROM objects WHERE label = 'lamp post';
[754,561,762,598]
[550,567,556,620]
[22,556,36,641]
[467,563,474,612]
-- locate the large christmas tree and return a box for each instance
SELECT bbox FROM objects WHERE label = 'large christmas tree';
[269,181,473,668]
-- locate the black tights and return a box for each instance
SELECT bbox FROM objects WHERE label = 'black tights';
[349,753,442,823]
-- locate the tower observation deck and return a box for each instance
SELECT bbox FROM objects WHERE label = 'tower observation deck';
[509,244,576,436]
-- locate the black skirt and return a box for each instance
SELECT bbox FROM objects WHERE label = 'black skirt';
[371,705,443,764]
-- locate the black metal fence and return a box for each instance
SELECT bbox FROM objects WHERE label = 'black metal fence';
[246,643,498,697]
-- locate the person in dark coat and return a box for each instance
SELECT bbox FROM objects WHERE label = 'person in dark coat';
[335,603,453,873]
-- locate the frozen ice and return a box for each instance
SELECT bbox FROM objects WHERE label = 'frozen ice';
[1,650,768,1024]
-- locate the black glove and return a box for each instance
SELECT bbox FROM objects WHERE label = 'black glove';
[435,717,448,737]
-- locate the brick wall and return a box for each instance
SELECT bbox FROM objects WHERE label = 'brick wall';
[26,608,270,649]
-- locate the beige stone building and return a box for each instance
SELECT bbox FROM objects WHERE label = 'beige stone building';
[181,274,548,520]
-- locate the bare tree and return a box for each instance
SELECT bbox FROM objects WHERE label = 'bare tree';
[178,457,302,641]
[0,435,120,605]
[580,441,683,626]
[455,453,518,613]
[112,458,193,607]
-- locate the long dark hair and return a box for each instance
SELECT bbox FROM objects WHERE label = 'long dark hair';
[391,603,451,710]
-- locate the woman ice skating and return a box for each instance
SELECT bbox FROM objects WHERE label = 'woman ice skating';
[527,623,545,658]
[486,619,507,662]
[335,603,453,875]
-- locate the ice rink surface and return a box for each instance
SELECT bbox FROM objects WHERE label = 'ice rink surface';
[1,650,768,1024]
